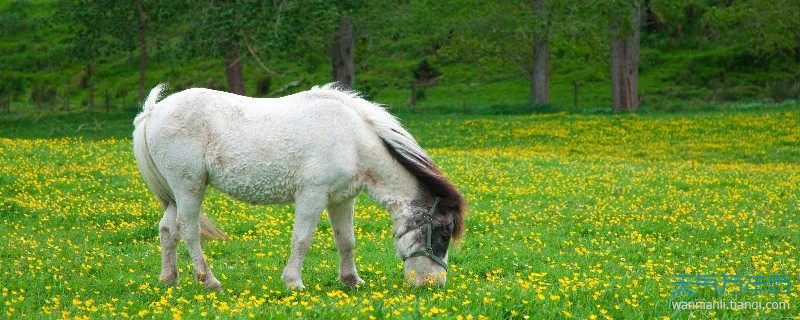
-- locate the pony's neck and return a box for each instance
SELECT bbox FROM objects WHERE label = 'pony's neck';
[362,165,425,237]
[364,173,433,260]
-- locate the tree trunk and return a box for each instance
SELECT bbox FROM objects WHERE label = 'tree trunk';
[623,13,641,111]
[531,0,549,105]
[104,89,110,113]
[224,41,246,95]
[136,0,147,101]
[795,33,800,63]
[528,76,536,106]
[532,37,549,104]
[610,34,623,111]
[573,81,580,107]
[0,95,9,113]
[332,17,355,89]
[410,81,417,107]
[86,63,94,110]
[609,5,642,111]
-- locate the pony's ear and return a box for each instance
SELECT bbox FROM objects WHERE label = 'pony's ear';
[450,201,465,240]
[440,195,465,241]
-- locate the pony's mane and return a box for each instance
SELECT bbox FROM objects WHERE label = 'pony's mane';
[309,83,466,240]
[310,82,362,99]
[381,139,466,240]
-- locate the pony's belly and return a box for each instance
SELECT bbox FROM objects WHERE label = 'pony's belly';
[207,166,296,205]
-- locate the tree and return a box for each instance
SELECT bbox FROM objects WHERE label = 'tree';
[531,0,549,104]
[450,0,596,106]
[608,0,644,111]
[705,0,800,58]
[410,59,440,106]
[134,0,185,100]
[467,1,554,105]
[135,0,147,101]
[332,0,354,89]
[224,40,246,95]
[59,0,181,105]
[197,1,249,95]
[645,0,704,40]
[59,0,136,109]
[350,0,462,101]
[186,1,336,96]
[329,0,393,90]
[0,1,35,111]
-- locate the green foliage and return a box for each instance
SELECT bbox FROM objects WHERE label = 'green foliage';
[56,0,138,59]
[28,81,58,108]
[705,0,800,56]
[182,1,337,67]
[0,0,797,111]
[412,59,440,82]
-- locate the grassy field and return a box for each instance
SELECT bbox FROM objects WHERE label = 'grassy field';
[1,105,799,319]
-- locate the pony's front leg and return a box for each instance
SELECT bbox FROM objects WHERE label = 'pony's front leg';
[176,192,221,291]
[159,203,179,284]
[282,190,326,290]
[328,198,364,289]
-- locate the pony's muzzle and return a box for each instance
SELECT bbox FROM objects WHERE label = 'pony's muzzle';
[403,256,447,285]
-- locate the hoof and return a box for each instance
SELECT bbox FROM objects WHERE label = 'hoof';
[196,272,221,291]
[340,274,365,289]
[284,281,305,290]
[282,273,305,290]
[159,270,178,285]
[203,278,222,291]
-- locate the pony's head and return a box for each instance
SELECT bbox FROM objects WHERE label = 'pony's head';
[397,189,465,285]
[376,118,465,285]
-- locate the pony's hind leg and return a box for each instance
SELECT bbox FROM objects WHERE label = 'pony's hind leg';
[282,189,327,289]
[327,197,364,289]
[175,190,221,290]
[159,203,179,284]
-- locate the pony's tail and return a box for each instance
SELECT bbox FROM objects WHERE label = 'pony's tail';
[133,84,229,240]
[133,84,171,206]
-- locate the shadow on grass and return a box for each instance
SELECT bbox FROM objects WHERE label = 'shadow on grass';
[1,100,797,139]
[388,99,799,115]
[0,110,138,140]
[389,103,614,115]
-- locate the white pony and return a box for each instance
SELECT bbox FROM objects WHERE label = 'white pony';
[133,83,465,290]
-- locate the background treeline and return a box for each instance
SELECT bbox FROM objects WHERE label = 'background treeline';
[0,0,798,113]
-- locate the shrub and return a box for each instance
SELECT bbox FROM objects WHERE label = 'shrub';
[29,82,57,108]
[766,80,800,102]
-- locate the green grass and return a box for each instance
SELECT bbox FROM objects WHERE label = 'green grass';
[1,105,799,319]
